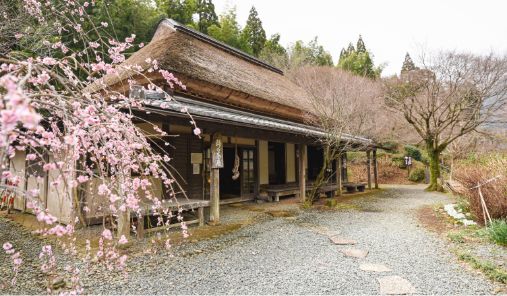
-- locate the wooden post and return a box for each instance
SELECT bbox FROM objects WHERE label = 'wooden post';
[209,133,222,225]
[367,150,372,190]
[298,144,307,203]
[197,207,204,226]
[254,140,260,199]
[342,153,348,183]
[373,149,379,189]
[336,156,342,196]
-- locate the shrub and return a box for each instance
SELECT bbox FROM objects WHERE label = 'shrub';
[391,155,407,168]
[409,167,426,182]
[454,155,507,224]
[488,219,507,246]
[381,141,399,153]
[404,145,422,161]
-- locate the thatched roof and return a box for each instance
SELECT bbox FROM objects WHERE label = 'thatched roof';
[89,19,312,122]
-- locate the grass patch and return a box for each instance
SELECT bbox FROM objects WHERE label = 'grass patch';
[448,232,465,243]
[488,219,507,246]
[456,250,507,284]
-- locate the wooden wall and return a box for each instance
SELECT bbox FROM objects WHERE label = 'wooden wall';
[286,143,296,183]
[258,140,269,185]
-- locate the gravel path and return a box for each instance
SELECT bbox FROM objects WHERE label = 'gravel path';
[1,185,499,294]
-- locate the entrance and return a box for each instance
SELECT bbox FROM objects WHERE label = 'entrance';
[219,147,241,198]
[268,142,285,185]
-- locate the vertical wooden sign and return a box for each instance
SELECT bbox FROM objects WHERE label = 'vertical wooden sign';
[209,133,222,225]
[211,134,223,169]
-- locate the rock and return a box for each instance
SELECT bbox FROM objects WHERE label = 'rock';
[359,263,392,272]
[377,275,416,295]
[341,248,368,258]
[329,236,356,245]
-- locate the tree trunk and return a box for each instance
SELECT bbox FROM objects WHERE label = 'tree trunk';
[426,149,443,192]
[308,145,331,204]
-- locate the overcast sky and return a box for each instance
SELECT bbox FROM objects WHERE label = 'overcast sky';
[213,0,507,76]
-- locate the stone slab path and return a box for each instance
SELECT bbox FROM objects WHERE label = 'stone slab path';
[341,248,369,258]
[378,275,417,295]
[328,236,356,245]
[360,263,392,272]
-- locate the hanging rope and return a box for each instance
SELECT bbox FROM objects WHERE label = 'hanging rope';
[232,138,240,180]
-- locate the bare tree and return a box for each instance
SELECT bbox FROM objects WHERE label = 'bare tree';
[384,51,507,191]
[291,66,383,203]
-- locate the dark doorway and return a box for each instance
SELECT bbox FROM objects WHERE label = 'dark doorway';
[307,145,324,181]
[268,142,286,185]
[219,147,241,198]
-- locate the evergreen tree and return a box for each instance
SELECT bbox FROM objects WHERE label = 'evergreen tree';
[262,34,286,56]
[259,33,288,69]
[356,35,366,53]
[346,43,355,54]
[207,8,252,54]
[337,35,381,79]
[195,0,218,34]
[159,0,196,25]
[401,52,417,73]
[288,37,333,68]
[241,6,266,57]
[339,48,347,61]
[87,0,164,47]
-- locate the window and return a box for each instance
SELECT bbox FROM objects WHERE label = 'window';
[241,148,255,195]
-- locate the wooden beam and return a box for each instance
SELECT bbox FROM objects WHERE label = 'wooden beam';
[373,149,379,189]
[299,144,307,203]
[367,150,372,190]
[209,133,222,225]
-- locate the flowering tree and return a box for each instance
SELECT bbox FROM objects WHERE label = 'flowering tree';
[290,66,383,203]
[1,0,198,292]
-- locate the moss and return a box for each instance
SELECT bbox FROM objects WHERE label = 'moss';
[455,250,507,284]
[334,203,360,211]
[266,210,296,218]
[325,199,338,208]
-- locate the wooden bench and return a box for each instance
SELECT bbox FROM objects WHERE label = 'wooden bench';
[343,183,367,193]
[133,198,210,238]
[261,183,300,202]
[261,183,339,202]
[317,183,339,198]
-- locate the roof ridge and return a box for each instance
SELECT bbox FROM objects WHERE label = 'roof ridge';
[159,19,284,75]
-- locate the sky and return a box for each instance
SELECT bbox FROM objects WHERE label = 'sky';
[212,0,507,76]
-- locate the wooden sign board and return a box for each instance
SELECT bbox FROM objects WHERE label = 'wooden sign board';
[192,163,200,175]
[211,134,223,169]
[191,153,203,164]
